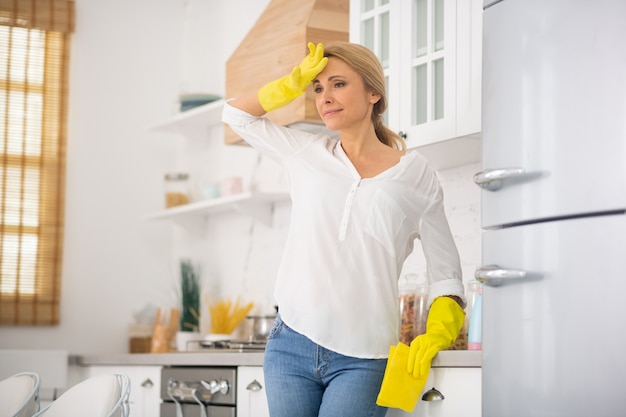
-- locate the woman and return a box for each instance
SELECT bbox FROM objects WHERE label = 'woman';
[222,42,466,417]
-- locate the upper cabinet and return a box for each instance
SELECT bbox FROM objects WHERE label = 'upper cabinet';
[349,0,482,170]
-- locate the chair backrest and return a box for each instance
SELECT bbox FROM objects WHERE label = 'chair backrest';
[0,372,40,417]
[32,373,130,417]
[0,349,68,405]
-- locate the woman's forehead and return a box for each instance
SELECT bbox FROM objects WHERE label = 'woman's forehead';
[314,57,359,82]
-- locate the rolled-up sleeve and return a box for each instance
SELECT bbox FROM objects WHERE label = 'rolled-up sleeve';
[419,184,466,308]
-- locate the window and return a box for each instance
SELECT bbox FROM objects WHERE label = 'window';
[0,0,74,325]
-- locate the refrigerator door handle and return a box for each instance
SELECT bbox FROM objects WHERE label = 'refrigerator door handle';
[473,167,525,191]
[475,265,527,286]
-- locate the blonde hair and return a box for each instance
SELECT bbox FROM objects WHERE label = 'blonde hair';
[323,42,406,151]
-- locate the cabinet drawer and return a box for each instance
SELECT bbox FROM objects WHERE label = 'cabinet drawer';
[386,367,481,417]
[237,366,270,417]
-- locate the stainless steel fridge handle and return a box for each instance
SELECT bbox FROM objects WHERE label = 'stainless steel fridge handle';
[473,167,525,191]
[475,265,527,286]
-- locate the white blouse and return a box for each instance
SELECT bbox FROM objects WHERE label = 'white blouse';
[222,102,465,358]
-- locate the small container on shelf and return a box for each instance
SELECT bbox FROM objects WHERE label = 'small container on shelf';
[201,182,221,200]
[164,172,191,208]
[178,93,221,112]
[220,176,243,197]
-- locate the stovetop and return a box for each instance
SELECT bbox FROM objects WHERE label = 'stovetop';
[198,339,266,352]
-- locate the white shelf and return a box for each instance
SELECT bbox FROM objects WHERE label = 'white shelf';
[145,192,290,230]
[150,99,225,137]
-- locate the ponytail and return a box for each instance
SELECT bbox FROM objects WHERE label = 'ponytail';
[373,114,406,151]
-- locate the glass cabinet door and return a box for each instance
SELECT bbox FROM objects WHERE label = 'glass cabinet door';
[351,0,481,169]
[351,0,457,147]
[350,0,394,126]
[399,0,456,146]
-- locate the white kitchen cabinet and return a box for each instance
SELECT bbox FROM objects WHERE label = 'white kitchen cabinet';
[387,367,481,417]
[237,366,269,417]
[87,365,162,417]
[236,365,479,417]
[349,0,482,170]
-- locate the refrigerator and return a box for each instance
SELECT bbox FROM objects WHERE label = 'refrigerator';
[475,0,626,416]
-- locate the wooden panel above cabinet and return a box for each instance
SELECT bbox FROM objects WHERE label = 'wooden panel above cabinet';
[224,0,349,145]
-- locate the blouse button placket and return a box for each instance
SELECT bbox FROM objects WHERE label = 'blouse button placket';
[338,179,361,241]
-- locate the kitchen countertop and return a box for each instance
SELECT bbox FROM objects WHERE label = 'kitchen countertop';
[75,350,481,368]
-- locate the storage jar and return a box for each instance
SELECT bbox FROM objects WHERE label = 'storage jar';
[164,172,191,208]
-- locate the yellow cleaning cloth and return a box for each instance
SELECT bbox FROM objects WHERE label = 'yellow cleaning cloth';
[376,343,429,412]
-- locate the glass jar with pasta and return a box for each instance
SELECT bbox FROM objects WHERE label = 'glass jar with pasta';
[398,274,429,345]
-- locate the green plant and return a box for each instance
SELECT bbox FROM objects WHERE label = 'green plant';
[180,259,200,332]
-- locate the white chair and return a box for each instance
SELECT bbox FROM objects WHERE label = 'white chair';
[0,349,68,406]
[32,373,130,417]
[0,372,40,417]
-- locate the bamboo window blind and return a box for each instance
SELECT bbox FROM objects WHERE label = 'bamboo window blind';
[0,0,74,325]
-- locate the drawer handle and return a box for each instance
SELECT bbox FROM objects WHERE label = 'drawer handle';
[246,379,263,392]
[422,387,445,401]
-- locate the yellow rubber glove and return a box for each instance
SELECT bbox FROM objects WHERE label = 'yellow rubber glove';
[407,296,466,378]
[257,42,328,112]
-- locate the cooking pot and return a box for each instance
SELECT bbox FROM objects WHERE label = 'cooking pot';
[247,315,276,342]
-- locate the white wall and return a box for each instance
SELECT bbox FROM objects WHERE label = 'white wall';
[0,0,481,354]
[0,0,269,353]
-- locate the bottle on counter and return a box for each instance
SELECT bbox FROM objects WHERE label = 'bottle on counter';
[464,280,482,320]
[467,284,483,350]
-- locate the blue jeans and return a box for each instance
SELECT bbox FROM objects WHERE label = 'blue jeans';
[263,315,389,417]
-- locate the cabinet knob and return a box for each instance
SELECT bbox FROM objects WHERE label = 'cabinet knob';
[246,379,263,392]
[398,131,407,139]
[141,378,154,388]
